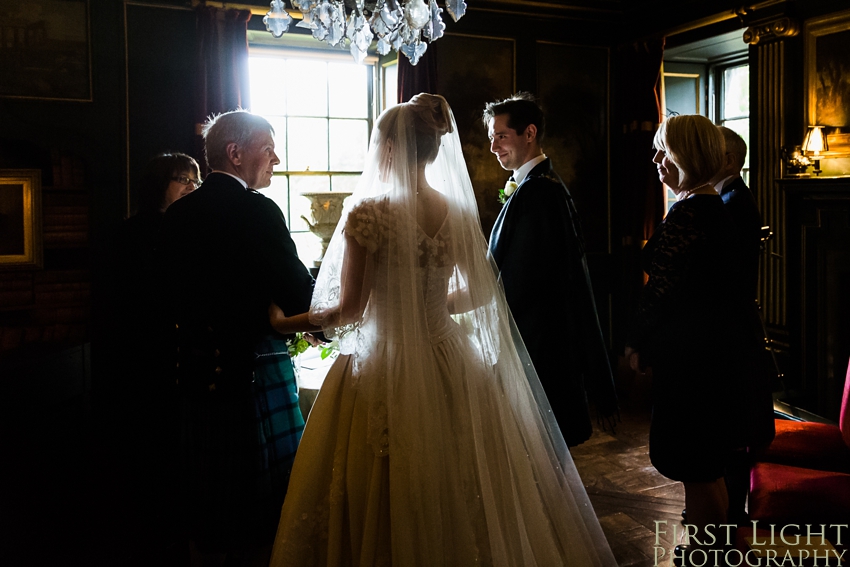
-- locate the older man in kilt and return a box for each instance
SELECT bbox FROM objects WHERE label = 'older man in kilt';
[160,109,314,566]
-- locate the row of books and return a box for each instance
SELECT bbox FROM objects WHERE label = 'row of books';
[0,323,88,352]
[50,151,86,190]
[43,193,88,247]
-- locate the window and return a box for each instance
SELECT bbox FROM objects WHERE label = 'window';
[248,49,397,265]
[715,62,750,186]
[659,59,751,212]
[660,62,705,213]
[381,60,398,110]
[661,32,750,213]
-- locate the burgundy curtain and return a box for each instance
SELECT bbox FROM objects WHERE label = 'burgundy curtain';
[612,38,665,347]
[194,6,253,173]
[617,38,665,242]
[397,43,438,103]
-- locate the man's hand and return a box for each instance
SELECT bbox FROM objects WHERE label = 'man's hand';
[624,346,643,373]
[269,302,285,328]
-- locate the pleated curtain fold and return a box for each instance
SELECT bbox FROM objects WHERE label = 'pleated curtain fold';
[194,5,253,174]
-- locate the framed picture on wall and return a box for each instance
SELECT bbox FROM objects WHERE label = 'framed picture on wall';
[0,170,43,270]
[0,0,92,101]
[805,8,850,155]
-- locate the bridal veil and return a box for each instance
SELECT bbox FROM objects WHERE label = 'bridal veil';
[274,93,617,566]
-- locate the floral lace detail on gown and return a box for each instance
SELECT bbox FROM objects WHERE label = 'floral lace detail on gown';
[345,199,394,253]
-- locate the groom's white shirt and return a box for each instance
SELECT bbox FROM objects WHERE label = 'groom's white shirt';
[513,153,547,185]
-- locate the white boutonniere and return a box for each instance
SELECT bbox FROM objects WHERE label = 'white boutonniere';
[498,179,518,204]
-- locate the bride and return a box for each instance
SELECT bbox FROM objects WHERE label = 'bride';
[267,93,617,566]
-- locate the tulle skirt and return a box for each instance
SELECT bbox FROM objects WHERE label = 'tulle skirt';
[270,330,612,567]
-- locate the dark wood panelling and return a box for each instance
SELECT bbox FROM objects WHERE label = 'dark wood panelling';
[436,33,516,234]
[779,177,850,421]
[536,41,609,255]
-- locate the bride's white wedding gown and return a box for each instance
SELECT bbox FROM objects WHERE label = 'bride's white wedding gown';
[269,199,616,567]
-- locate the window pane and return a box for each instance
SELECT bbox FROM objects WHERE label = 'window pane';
[383,63,398,109]
[328,62,368,118]
[267,116,288,171]
[258,175,290,227]
[288,118,329,171]
[286,59,328,117]
[329,119,369,171]
[290,175,331,232]
[330,174,360,194]
[664,185,677,215]
[249,57,287,116]
[664,74,700,116]
[291,232,323,269]
[723,65,749,120]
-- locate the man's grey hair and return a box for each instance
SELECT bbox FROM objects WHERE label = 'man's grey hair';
[718,126,747,170]
[202,109,275,171]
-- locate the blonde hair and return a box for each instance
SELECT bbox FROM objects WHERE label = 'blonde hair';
[653,115,725,189]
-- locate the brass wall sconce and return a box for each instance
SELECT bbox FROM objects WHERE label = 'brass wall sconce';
[802,126,829,176]
[781,145,811,177]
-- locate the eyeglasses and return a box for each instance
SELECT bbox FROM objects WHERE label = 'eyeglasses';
[172,175,202,189]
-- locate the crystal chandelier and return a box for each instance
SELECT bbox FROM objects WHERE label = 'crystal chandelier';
[263,0,466,65]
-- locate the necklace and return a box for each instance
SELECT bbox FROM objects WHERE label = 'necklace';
[677,184,714,201]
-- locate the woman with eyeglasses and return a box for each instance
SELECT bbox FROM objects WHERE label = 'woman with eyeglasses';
[138,152,203,213]
[100,152,201,564]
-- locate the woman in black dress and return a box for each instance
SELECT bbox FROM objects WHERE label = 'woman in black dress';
[625,115,751,561]
[114,152,201,385]
[101,152,201,562]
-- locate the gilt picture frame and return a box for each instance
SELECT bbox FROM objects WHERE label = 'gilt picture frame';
[0,0,92,101]
[0,170,43,270]
[805,8,850,156]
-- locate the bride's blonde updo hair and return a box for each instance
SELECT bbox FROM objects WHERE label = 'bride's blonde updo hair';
[376,93,453,166]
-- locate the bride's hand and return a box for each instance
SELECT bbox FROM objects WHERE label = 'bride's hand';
[269,304,322,334]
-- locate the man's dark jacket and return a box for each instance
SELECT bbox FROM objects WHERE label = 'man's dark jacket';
[721,176,775,448]
[160,172,314,385]
[158,172,314,549]
[489,158,618,446]
[720,176,762,298]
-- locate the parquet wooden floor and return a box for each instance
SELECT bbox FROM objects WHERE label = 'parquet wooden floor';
[572,379,685,567]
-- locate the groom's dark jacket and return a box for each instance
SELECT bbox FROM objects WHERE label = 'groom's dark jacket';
[489,158,617,446]
[159,172,314,390]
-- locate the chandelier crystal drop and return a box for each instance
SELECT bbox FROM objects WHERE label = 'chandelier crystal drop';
[264,0,466,65]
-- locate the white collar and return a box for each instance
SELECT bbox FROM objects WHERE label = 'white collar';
[212,170,248,189]
[513,154,547,185]
[712,175,736,193]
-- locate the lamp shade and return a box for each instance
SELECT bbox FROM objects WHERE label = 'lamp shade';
[803,126,829,155]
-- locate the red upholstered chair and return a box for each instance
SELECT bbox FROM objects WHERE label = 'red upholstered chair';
[749,462,850,524]
[747,358,850,524]
[753,357,850,473]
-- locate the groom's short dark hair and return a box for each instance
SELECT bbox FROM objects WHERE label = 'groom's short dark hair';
[483,92,545,142]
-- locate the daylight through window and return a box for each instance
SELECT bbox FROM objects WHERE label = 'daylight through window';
[248,52,379,264]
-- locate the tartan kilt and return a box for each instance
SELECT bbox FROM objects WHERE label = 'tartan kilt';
[180,335,305,552]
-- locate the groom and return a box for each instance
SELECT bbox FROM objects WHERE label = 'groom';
[484,93,617,446]
[159,109,315,564]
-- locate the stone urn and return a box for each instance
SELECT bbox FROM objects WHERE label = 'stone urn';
[300,191,352,267]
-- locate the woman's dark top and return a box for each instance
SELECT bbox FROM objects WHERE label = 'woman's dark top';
[114,210,173,378]
[627,194,752,481]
